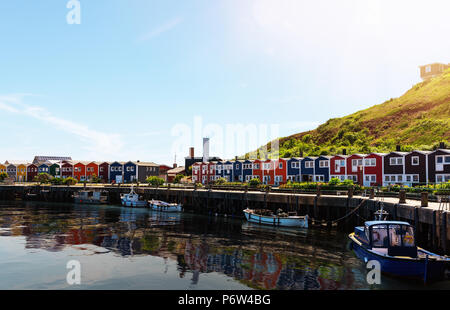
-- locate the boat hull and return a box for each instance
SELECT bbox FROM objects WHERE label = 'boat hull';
[121,199,148,208]
[74,199,107,204]
[349,233,448,281]
[150,204,182,212]
[243,209,308,228]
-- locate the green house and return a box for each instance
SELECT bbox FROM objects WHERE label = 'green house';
[49,163,61,177]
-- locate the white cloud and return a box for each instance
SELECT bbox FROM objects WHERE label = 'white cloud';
[138,17,183,42]
[0,94,123,158]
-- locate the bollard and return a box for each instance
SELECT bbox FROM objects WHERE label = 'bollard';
[348,186,353,198]
[369,188,375,199]
[421,192,428,208]
[316,185,321,197]
[399,189,406,204]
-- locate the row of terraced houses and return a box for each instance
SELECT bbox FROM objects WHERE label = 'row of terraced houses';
[192,148,450,187]
[0,156,160,183]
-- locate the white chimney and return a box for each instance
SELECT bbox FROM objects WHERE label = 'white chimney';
[203,137,210,163]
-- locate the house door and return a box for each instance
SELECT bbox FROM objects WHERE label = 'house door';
[436,156,444,172]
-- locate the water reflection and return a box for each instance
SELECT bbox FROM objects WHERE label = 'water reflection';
[0,201,446,290]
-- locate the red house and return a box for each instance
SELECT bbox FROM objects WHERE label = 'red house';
[346,154,364,184]
[86,162,99,181]
[27,164,38,182]
[252,159,263,182]
[363,153,385,187]
[73,162,87,181]
[274,159,287,186]
[330,155,348,181]
[191,162,201,184]
[98,162,109,182]
[262,159,275,185]
[61,161,73,179]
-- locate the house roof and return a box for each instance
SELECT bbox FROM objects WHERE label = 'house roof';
[135,161,159,167]
[167,166,185,175]
[4,160,30,166]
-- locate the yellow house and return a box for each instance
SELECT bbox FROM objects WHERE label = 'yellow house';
[16,164,27,182]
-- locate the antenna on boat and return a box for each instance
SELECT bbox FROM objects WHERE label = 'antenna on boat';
[374,201,389,221]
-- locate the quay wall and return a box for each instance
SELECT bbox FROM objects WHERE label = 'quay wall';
[0,185,449,255]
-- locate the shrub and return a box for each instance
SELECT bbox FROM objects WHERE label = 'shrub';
[173,174,184,184]
[50,177,64,185]
[0,172,8,181]
[64,177,78,186]
[213,177,227,185]
[146,176,165,186]
[328,177,341,186]
[248,178,261,187]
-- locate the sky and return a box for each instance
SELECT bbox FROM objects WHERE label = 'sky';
[0,0,449,166]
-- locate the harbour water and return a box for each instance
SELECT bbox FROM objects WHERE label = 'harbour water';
[0,201,449,290]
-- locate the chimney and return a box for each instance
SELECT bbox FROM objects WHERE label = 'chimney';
[342,149,347,155]
[235,156,238,161]
[439,142,446,149]
[300,150,304,158]
[203,138,210,163]
[189,147,194,158]
[396,145,401,152]
[173,163,178,168]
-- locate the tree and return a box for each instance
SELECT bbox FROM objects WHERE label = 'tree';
[0,172,8,181]
[146,176,165,186]
[214,177,227,185]
[173,174,184,184]
[34,173,53,184]
[90,174,102,183]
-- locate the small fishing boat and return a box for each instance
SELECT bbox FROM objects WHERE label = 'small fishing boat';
[120,186,147,207]
[73,190,108,204]
[148,199,182,212]
[349,210,450,282]
[243,208,308,228]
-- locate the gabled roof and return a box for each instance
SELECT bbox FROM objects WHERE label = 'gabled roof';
[135,161,159,167]
[167,166,185,175]
[387,151,409,156]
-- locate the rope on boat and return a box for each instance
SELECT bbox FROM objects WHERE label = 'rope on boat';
[311,198,367,225]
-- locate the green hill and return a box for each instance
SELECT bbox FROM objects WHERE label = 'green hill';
[247,68,450,159]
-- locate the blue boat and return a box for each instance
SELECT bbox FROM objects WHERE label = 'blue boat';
[148,199,182,212]
[349,218,450,282]
[243,208,308,228]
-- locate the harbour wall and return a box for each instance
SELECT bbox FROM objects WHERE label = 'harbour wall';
[0,185,449,255]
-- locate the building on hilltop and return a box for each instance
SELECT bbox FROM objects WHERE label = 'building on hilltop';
[419,63,450,80]
[32,156,72,165]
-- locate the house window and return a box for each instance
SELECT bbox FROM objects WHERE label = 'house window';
[398,175,403,182]
[412,156,419,165]
[319,160,329,168]
[279,163,283,169]
[253,164,260,169]
[305,161,314,169]
[445,156,450,163]
[413,175,419,182]
[390,157,403,165]
[426,65,431,73]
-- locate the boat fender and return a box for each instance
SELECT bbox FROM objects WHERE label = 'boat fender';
[364,257,368,263]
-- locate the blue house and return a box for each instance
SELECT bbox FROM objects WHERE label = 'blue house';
[233,161,243,182]
[215,161,224,180]
[38,163,50,174]
[242,160,254,182]
[109,161,124,183]
[301,157,316,182]
[222,161,233,182]
[286,157,301,182]
[123,161,138,183]
[314,156,331,182]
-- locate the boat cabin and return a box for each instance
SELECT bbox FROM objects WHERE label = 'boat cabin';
[354,221,417,258]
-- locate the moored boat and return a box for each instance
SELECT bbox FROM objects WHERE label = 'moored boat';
[120,186,147,207]
[148,199,182,212]
[349,219,450,282]
[74,190,108,204]
[243,208,308,228]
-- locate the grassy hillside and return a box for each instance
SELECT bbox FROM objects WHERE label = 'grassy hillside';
[247,68,450,159]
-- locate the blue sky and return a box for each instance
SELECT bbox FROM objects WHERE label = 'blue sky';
[0,0,449,165]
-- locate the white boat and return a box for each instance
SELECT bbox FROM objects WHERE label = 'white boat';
[148,199,183,212]
[243,208,308,228]
[120,186,147,207]
[74,190,108,204]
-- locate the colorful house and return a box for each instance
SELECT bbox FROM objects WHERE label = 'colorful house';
[85,162,99,181]
[0,164,7,175]
[6,164,17,181]
[362,153,384,187]
[123,161,137,183]
[38,162,50,174]
[242,160,254,182]
[252,159,263,183]
[301,157,316,182]
[61,161,73,179]
[27,164,38,181]
[383,152,408,186]
[404,151,430,185]
[73,162,87,181]
[109,162,124,184]
[49,163,61,178]
[314,156,331,182]
[16,164,27,182]
[346,154,364,184]
[330,155,347,181]
[98,162,110,182]
[221,161,233,182]
[192,162,201,184]
[274,159,287,186]
[136,161,159,183]
[262,159,275,185]
[286,158,301,182]
[427,149,450,184]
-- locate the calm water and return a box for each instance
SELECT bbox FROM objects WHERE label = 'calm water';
[0,201,449,290]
